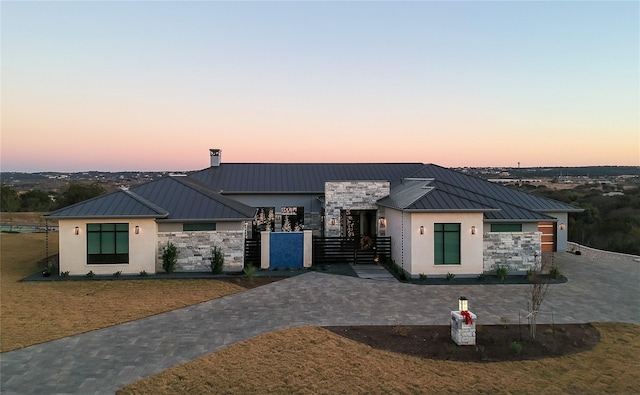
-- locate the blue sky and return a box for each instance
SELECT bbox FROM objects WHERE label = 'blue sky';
[2,1,638,171]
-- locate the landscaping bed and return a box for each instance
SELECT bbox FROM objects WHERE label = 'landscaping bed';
[324,323,599,362]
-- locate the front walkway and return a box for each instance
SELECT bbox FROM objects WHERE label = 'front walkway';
[1,252,638,394]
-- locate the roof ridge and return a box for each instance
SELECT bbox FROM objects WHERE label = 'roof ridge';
[121,189,169,217]
[170,176,256,217]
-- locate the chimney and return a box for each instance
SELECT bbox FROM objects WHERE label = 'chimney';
[210,149,221,167]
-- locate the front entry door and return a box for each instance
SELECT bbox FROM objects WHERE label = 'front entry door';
[340,209,376,238]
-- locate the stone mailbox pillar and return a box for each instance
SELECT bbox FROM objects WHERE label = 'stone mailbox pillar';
[451,310,477,346]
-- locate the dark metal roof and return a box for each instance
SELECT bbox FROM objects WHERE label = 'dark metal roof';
[377,179,498,212]
[46,176,255,221]
[131,176,255,221]
[411,164,582,213]
[45,190,169,219]
[189,163,425,193]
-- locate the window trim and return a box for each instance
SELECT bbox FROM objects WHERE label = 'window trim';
[87,223,129,265]
[434,223,461,265]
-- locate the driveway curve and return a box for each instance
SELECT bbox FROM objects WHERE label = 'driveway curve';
[1,252,638,394]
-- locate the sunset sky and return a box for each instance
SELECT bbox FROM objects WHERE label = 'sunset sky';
[2,1,638,172]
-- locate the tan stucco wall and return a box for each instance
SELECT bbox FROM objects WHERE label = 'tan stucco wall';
[405,212,484,277]
[58,218,157,275]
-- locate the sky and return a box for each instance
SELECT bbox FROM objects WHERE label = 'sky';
[1,1,638,172]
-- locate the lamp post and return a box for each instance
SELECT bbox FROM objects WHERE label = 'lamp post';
[458,296,468,312]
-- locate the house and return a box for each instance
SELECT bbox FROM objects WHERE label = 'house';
[46,149,581,277]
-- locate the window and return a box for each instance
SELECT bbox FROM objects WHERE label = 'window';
[87,223,129,264]
[434,223,460,265]
[490,223,522,232]
[183,223,216,231]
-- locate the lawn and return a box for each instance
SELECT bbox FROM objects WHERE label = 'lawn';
[0,232,249,352]
[119,323,639,394]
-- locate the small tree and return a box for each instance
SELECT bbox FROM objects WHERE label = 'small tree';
[162,242,178,273]
[211,246,224,274]
[528,253,551,339]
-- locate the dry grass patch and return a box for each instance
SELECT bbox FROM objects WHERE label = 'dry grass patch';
[119,323,640,394]
[1,233,247,352]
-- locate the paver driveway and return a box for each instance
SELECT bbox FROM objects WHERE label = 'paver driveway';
[1,252,638,394]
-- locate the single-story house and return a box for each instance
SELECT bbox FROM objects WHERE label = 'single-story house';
[46,149,582,277]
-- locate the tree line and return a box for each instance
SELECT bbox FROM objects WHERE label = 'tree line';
[1,182,106,213]
[518,183,640,255]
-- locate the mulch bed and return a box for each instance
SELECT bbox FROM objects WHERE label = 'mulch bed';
[324,323,600,362]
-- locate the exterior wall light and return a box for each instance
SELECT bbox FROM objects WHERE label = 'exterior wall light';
[459,296,469,312]
[330,218,336,226]
[135,225,140,234]
[74,226,80,235]
[378,217,386,227]
[559,223,566,231]
[419,225,424,235]
[471,226,476,235]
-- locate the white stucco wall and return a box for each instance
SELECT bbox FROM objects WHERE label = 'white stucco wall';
[385,208,407,272]
[58,218,157,275]
[408,212,484,277]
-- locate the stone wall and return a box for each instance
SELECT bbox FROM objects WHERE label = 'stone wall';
[157,230,245,272]
[324,181,390,237]
[483,232,541,273]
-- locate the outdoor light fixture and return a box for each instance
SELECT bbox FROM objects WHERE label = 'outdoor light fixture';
[459,296,468,312]
[559,223,566,231]
[419,225,424,235]
[379,217,386,227]
[74,226,80,235]
[330,218,336,226]
[135,226,140,234]
[471,226,476,235]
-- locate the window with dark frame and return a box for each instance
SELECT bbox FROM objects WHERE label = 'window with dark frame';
[183,223,217,231]
[434,223,461,265]
[490,223,523,232]
[87,223,129,264]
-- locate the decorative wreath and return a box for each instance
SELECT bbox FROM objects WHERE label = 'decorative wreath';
[360,235,373,250]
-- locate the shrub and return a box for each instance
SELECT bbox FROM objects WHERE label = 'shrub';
[446,272,455,281]
[86,270,95,278]
[510,341,522,354]
[139,270,148,277]
[476,273,486,281]
[495,266,509,282]
[549,265,561,279]
[112,271,122,278]
[162,242,178,273]
[419,273,427,280]
[210,246,224,274]
[244,264,257,283]
[60,271,70,277]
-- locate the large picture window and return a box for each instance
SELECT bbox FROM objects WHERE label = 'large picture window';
[87,223,129,264]
[434,223,460,265]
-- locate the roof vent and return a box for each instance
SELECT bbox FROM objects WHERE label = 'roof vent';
[210,149,221,167]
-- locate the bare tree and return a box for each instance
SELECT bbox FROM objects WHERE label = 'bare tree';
[528,253,552,339]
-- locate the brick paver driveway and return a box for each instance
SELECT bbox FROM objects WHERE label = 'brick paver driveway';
[1,252,638,394]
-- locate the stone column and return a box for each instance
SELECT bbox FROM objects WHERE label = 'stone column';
[451,310,477,346]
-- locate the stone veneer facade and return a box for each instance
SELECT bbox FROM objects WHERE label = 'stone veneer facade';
[324,181,390,237]
[483,232,542,273]
[157,230,245,272]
